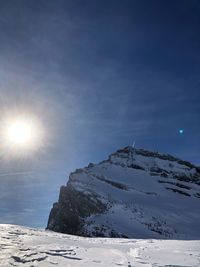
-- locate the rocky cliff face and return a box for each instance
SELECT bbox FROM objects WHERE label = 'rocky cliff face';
[47,147,200,239]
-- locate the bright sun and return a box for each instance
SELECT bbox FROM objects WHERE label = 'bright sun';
[2,116,42,151]
[6,120,33,145]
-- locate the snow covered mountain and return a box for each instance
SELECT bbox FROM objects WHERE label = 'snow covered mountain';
[1,224,200,267]
[47,146,200,239]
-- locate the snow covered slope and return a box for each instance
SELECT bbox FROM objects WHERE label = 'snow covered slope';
[1,224,200,267]
[47,146,200,239]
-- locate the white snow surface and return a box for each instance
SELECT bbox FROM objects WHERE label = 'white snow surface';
[1,224,200,267]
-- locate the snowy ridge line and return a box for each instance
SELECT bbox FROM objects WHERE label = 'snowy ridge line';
[112,147,199,170]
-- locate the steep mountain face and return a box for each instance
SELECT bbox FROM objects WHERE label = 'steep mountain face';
[47,147,200,239]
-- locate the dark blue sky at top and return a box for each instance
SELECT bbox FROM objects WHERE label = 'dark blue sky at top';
[0,0,199,227]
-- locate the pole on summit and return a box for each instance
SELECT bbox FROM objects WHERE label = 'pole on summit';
[132,141,135,149]
[131,141,136,164]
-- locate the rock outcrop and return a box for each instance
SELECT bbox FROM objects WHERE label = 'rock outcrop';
[47,147,200,239]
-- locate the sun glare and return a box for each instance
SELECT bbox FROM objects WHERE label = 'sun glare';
[6,120,33,145]
[2,116,43,151]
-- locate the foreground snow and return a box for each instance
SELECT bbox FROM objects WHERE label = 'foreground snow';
[0,224,200,267]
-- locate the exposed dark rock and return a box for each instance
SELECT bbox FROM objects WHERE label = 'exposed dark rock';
[128,164,145,170]
[47,185,107,235]
[165,187,191,197]
[158,180,191,190]
[91,174,127,190]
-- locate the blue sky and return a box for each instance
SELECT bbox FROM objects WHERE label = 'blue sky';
[0,0,200,227]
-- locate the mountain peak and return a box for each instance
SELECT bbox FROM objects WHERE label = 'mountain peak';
[110,146,196,169]
[47,147,200,239]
